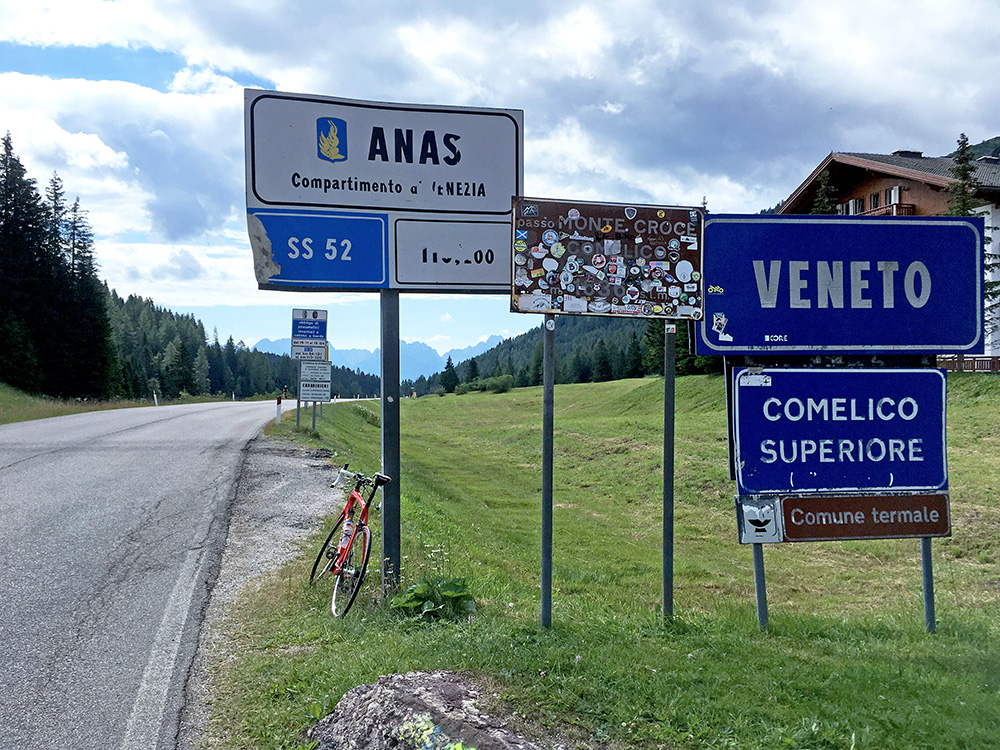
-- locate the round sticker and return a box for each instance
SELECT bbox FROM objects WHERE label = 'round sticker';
[592,253,607,268]
[676,260,694,282]
[657,210,665,218]
[668,239,680,251]
[691,271,701,281]
[542,229,559,246]
[514,253,527,266]
[542,257,559,271]
[567,208,580,219]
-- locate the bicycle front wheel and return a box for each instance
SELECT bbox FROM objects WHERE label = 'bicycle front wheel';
[331,523,372,617]
[309,511,345,585]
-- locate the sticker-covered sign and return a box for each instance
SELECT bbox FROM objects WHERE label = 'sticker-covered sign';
[510,198,704,319]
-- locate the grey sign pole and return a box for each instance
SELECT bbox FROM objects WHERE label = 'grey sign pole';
[380,289,402,593]
[296,360,301,429]
[663,324,676,621]
[921,537,936,633]
[541,316,555,629]
[752,543,769,630]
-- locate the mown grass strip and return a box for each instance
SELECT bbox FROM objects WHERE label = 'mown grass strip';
[221,375,1000,749]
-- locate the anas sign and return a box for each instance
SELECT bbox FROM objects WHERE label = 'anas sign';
[245,89,523,292]
[697,215,985,354]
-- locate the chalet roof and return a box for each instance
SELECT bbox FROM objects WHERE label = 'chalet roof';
[840,151,1000,188]
[779,149,1000,214]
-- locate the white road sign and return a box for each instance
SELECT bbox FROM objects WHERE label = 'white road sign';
[245,89,523,293]
[291,344,328,361]
[299,380,332,402]
[300,361,332,381]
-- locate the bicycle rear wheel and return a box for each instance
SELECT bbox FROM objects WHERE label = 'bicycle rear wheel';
[331,523,372,617]
[309,511,345,585]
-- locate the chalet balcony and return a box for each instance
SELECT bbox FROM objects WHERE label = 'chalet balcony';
[857,203,916,217]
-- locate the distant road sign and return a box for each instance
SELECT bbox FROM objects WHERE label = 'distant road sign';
[299,380,332,402]
[697,215,985,354]
[732,367,947,495]
[291,308,328,340]
[245,89,523,292]
[300,361,332,381]
[291,344,328,361]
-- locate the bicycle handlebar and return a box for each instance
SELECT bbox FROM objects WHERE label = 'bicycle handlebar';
[332,464,392,490]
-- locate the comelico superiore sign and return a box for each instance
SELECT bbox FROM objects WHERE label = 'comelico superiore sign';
[696,214,985,354]
[731,367,948,495]
[245,89,523,293]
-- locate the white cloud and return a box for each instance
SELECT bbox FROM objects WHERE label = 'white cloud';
[440,313,455,323]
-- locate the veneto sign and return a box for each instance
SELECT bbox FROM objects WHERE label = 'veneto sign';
[697,215,985,354]
[731,368,948,495]
[245,89,523,293]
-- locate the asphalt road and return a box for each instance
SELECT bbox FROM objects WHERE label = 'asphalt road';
[0,401,290,749]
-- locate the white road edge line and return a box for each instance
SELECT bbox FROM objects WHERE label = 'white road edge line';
[121,549,201,750]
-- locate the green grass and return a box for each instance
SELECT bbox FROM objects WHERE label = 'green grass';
[218,376,1000,748]
[0,382,273,425]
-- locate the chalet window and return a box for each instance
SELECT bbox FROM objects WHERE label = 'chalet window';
[870,193,880,211]
[886,185,901,205]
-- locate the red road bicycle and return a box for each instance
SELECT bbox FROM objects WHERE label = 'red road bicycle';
[309,465,391,617]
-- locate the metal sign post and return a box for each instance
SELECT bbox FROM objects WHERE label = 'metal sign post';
[541,315,555,628]
[662,324,676,621]
[380,289,402,591]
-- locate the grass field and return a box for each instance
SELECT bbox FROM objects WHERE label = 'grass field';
[0,382,267,425]
[201,372,1000,749]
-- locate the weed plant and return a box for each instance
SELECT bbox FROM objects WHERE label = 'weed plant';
[223,375,1000,749]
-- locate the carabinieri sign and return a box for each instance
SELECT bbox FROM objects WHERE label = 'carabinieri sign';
[731,367,948,495]
[697,214,985,354]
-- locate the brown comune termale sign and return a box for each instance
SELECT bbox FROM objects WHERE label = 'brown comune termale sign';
[781,493,950,542]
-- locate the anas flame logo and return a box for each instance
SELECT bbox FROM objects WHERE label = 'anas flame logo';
[317,118,347,164]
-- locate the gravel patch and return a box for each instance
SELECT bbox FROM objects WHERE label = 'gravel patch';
[179,434,342,749]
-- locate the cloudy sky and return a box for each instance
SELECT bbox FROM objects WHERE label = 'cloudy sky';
[2,0,998,352]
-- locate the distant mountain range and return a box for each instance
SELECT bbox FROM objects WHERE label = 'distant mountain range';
[252,336,505,381]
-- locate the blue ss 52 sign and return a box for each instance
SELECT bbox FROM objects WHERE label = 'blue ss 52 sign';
[732,367,947,495]
[697,215,985,354]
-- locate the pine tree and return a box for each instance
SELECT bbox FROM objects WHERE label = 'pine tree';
[948,133,999,337]
[466,356,479,383]
[440,356,459,393]
[642,319,665,375]
[623,331,644,379]
[810,169,839,214]
[948,133,979,216]
[592,338,614,382]
[0,133,50,390]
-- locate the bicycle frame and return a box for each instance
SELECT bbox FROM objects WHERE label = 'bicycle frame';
[331,480,375,575]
